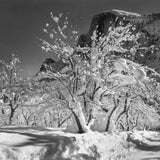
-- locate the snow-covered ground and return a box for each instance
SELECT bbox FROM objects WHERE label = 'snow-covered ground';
[0,126,159,160]
[126,131,160,160]
[0,126,133,160]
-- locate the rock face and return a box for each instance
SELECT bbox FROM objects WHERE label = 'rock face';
[37,58,69,82]
[40,58,69,73]
[78,9,160,73]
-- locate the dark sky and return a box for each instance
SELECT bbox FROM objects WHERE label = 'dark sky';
[0,0,160,76]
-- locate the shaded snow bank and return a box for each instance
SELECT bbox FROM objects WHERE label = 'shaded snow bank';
[127,130,160,148]
[0,127,133,160]
[126,131,160,160]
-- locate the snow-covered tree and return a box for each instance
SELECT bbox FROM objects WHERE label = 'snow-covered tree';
[0,55,29,125]
[40,13,160,132]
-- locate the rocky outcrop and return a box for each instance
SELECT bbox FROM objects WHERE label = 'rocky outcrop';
[39,58,69,73]
[37,58,69,82]
[77,9,160,73]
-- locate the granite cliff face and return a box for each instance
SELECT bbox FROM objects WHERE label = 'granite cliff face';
[37,58,69,82]
[78,9,160,73]
[40,58,69,73]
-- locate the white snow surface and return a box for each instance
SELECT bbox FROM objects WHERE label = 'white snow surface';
[112,9,141,17]
[0,133,29,146]
[0,126,132,160]
[0,126,158,160]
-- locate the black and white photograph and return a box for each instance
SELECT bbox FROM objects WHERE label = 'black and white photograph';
[0,0,160,159]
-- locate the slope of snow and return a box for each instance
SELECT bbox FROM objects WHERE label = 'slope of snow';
[128,130,160,146]
[126,131,160,160]
[0,132,29,146]
[0,127,159,160]
[0,126,132,160]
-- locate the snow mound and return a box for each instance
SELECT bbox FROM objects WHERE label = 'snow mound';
[75,131,132,160]
[127,131,160,150]
[0,127,132,160]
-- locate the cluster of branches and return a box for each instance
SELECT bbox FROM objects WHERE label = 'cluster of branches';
[0,55,32,125]
[1,13,160,132]
[40,13,160,133]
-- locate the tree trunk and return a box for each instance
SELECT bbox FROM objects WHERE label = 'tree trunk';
[105,105,117,131]
[9,102,18,125]
[9,105,14,125]
[71,109,85,133]
[77,101,93,132]
[105,97,119,131]
[69,101,93,133]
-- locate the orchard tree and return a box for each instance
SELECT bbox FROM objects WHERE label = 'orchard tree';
[84,21,160,131]
[40,12,160,132]
[0,54,29,125]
